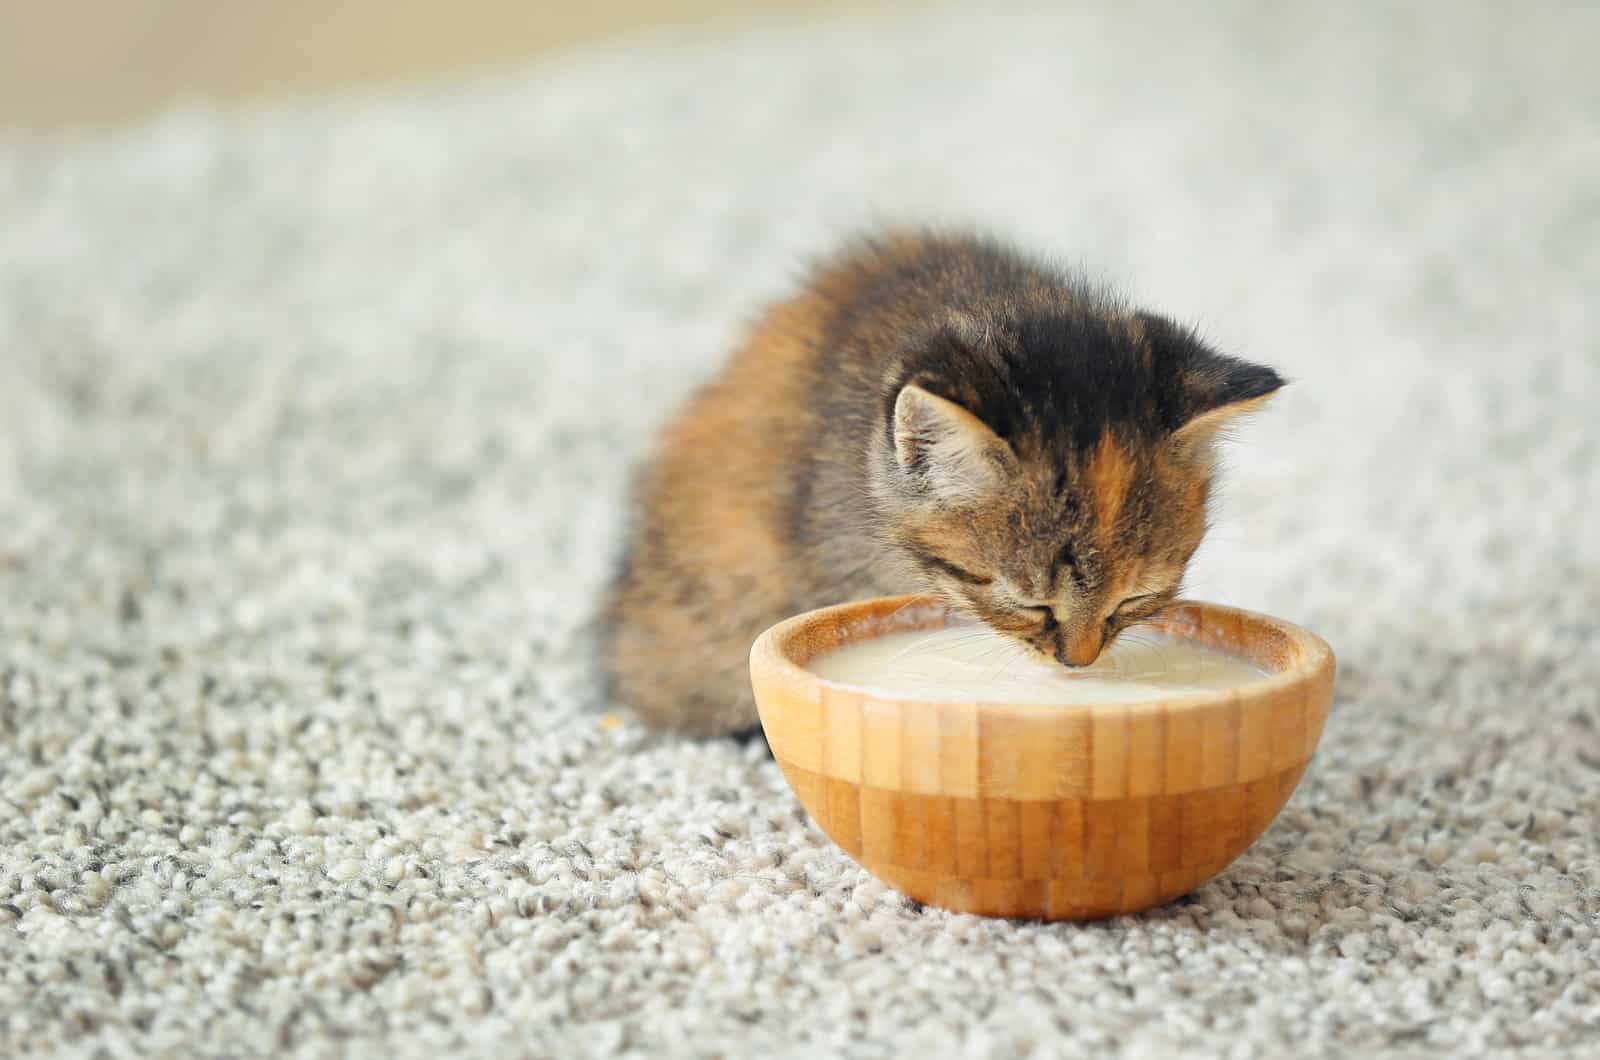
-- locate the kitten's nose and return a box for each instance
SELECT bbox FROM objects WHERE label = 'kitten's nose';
[1056,626,1104,667]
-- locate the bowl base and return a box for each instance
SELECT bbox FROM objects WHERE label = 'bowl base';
[778,757,1308,920]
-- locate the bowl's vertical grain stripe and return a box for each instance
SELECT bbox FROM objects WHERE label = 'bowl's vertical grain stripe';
[1200,695,1242,789]
[916,795,957,876]
[860,784,899,870]
[1019,801,1054,880]
[1090,705,1130,799]
[1271,687,1308,774]
[860,698,902,790]
[1244,769,1285,847]
[821,684,862,784]
[1219,781,1251,863]
[978,710,1020,799]
[984,797,1022,879]
[1147,792,1184,877]
[1051,797,1085,879]
[1164,706,1204,794]
[1236,690,1274,786]
[1117,796,1152,879]
[1082,797,1122,878]
[1127,708,1165,798]
[939,702,979,799]
[1018,713,1059,800]
[954,793,987,880]
[900,706,940,795]
[1053,707,1092,797]
[825,775,863,856]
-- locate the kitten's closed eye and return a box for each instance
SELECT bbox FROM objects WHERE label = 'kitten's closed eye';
[1109,593,1168,625]
[912,550,993,586]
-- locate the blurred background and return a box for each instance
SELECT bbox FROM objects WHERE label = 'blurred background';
[0,0,914,134]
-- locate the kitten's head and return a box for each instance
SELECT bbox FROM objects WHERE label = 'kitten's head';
[875,309,1282,666]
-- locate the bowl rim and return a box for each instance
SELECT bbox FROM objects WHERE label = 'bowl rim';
[751,594,1336,719]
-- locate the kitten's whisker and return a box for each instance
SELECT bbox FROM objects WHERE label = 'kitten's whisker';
[968,634,1036,679]
[993,647,1033,681]
[922,635,998,660]
[882,640,936,668]
[938,628,998,644]
[1120,626,1180,672]
[967,644,1019,671]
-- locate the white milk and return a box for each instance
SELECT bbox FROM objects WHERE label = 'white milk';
[809,622,1266,704]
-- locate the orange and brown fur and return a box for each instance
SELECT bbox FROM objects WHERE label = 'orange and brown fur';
[601,231,1283,736]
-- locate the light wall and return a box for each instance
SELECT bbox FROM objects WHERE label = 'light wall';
[0,0,916,134]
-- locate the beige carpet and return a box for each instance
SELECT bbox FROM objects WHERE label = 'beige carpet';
[2,2,1597,1056]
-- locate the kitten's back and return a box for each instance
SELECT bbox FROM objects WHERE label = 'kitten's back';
[600,242,879,734]
[600,231,1089,735]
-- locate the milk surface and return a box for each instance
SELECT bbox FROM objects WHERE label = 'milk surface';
[809,623,1266,704]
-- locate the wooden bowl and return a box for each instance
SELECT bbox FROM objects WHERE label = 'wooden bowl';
[749,595,1336,920]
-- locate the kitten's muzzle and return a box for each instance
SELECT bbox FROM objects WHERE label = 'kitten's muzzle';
[1055,625,1105,667]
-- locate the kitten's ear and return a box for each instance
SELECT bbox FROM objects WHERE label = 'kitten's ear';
[1176,355,1284,439]
[892,384,1012,500]
[1140,313,1285,439]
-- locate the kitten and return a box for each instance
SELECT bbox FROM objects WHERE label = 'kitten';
[601,230,1282,736]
